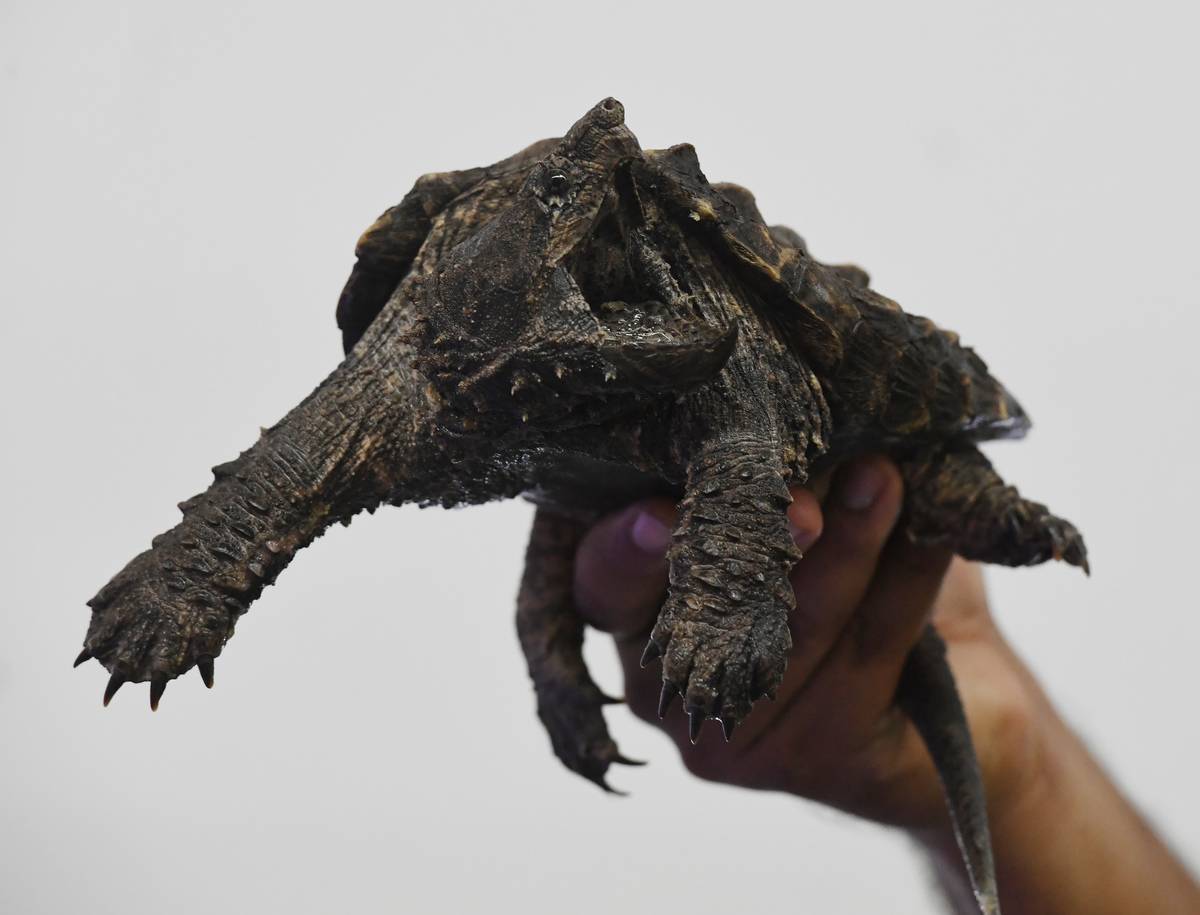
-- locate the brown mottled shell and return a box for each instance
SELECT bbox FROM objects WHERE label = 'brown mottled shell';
[340,134,1028,448]
[637,144,1030,447]
[337,138,559,354]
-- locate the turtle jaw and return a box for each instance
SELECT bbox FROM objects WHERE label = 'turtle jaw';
[560,164,741,396]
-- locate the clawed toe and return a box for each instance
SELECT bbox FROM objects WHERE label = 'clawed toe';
[149,677,167,711]
[995,502,1090,574]
[656,694,739,745]
[77,639,218,708]
[533,677,642,792]
[642,613,787,747]
[1048,518,1089,574]
[657,681,679,719]
[80,548,235,710]
[102,672,125,707]
[640,639,664,668]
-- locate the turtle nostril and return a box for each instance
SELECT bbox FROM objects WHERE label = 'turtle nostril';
[593,97,625,128]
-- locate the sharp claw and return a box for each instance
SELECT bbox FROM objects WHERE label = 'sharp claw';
[721,718,737,742]
[149,678,167,712]
[657,682,678,719]
[591,775,629,797]
[102,673,126,707]
[688,708,704,744]
[73,649,92,668]
[197,657,215,689]
[640,640,664,668]
[613,754,647,767]
[978,888,1000,915]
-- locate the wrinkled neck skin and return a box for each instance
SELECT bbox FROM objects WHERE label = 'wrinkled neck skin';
[375,229,832,517]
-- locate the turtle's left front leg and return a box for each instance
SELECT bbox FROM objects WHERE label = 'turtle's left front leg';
[644,437,801,740]
[516,508,640,792]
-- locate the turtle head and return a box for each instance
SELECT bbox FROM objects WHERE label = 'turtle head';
[528,97,640,267]
[427,98,639,345]
[419,99,737,432]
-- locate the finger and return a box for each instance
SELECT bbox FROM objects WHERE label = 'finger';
[931,558,993,639]
[771,536,951,756]
[786,486,824,554]
[827,541,951,743]
[852,538,952,664]
[733,457,905,748]
[573,498,675,637]
[803,466,837,504]
[785,457,905,683]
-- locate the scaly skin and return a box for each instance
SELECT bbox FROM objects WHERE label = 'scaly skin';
[78,98,1086,915]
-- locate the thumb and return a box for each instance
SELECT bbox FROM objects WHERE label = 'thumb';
[573,499,675,637]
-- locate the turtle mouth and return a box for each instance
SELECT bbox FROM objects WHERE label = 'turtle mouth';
[566,162,674,324]
[560,163,739,392]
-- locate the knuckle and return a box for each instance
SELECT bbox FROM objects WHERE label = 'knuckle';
[866,458,905,516]
[626,691,659,724]
[680,749,725,782]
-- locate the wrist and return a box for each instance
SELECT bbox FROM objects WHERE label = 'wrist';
[914,652,1200,914]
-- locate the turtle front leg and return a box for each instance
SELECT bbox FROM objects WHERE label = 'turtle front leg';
[901,441,1088,572]
[516,508,640,792]
[644,438,801,741]
[77,327,443,708]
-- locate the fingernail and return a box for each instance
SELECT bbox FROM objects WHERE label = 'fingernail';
[839,461,884,511]
[630,509,672,555]
[788,519,820,552]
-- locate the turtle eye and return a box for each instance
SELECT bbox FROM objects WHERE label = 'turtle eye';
[546,172,570,197]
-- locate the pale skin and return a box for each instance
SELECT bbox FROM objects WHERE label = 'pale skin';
[573,455,1200,914]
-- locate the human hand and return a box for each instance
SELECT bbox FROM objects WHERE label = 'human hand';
[574,455,1200,913]
[573,455,1049,832]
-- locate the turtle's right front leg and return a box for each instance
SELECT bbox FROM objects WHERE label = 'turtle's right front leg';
[516,508,641,792]
[643,437,801,741]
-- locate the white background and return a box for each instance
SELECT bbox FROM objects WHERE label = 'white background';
[2,2,1197,912]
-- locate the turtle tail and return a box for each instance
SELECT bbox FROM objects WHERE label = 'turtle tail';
[898,625,1000,915]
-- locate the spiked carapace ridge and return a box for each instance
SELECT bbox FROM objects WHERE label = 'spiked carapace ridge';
[78,97,1086,915]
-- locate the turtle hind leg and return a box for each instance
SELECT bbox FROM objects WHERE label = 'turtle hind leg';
[899,625,1000,915]
[901,442,1088,573]
[516,508,638,793]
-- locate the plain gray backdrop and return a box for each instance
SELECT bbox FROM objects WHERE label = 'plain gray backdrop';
[3,1,1197,912]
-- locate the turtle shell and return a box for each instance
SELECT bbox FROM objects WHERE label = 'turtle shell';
[636,144,1030,446]
[340,133,1028,447]
[336,137,558,354]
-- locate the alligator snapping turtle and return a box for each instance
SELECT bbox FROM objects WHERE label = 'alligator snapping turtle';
[76,98,1086,915]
